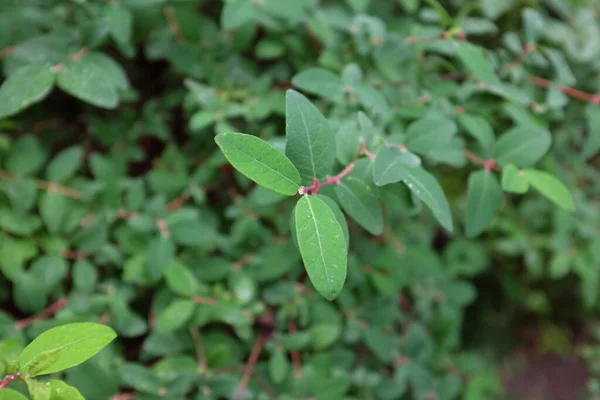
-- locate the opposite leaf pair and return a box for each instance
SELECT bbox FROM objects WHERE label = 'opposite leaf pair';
[1,323,116,400]
[215,131,348,300]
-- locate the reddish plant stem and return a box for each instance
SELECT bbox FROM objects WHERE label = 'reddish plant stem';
[193,296,217,306]
[0,46,14,59]
[509,42,536,69]
[233,252,254,270]
[166,193,190,211]
[60,250,87,260]
[110,393,137,400]
[14,298,68,330]
[0,374,19,389]
[463,150,501,172]
[235,332,266,400]
[299,160,356,195]
[68,47,88,62]
[155,218,170,238]
[288,319,302,378]
[530,76,600,106]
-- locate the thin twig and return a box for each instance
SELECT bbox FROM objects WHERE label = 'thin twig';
[166,193,190,211]
[383,226,405,254]
[235,332,266,400]
[60,250,88,260]
[0,46,14,59]
[463,150,501,172]
[189,327,207,373]
[299,160,356,195]
[508,42,536,69]
[0,169,82,199]
[529,76,600,106]
[193,296,217,306]
[233,252,253,270]
[14,298,69,330]
[163,7,185,43]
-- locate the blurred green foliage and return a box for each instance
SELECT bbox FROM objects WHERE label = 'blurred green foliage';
[0,0,599,399]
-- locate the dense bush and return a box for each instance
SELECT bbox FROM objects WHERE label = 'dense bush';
[1,0,599,399]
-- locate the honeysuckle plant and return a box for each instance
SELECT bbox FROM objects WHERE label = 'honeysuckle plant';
[215,86,575,300]
[0,0,598,399]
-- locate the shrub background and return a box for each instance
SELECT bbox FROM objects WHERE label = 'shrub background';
[0,0,599,399]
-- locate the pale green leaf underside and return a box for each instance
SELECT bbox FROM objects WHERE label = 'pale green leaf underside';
[466,170,503,237]
[501,164,529,193]
[295,195,347,301]
[405,116,457,154]
[335,177,384,235]
[495,126,551,167]
[454,41,500,86]
[18,323,116,376]
[402,168,453,232]
[285,89,336,185]
[373,146,416,186]
[292,68,344,100]
[215,132,301,195]
[523,169,575,211]
[458,114,495,156]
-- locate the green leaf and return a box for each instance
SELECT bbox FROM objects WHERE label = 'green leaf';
[269,350,289,384]
[424,0,452,27]
[402,168,453,232]
[522,8,544,44]
[106,3,133,46]
[285,90,336,185]
[165,261,200,297]
[73,259,97,293]
[146,237,175,281]
[454,41,500,86]
[26,379,51,400]
[373,146,415,186]
[501,164,529,194]
[215,132,301,195]
[336,120,360,165]
[17,323,116,376]
[549,252,571,279]
[465,170,503,237]
[154,299,195,336]
[23,348,61,376]
[335,177,384,235]
[522,169,575,211]
[5,135,47,176]
[292,68,344,100]
[0,63,55,119]
[311,324,341,350]
[49,381,84,400]
[221,0,256,29]
[583,104,600,159]
[494,126,551,167]
[318,195,349,249]
[0,389,28,400]
[458,114,495,157]
[405,116,457,154]
[121,363,162,393]
[295,195,347,301]
[39,192,70,234]
[45,146,83,182]
[56,54,120,109]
